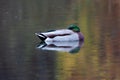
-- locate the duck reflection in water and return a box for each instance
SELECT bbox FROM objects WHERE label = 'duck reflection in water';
[37,41,84,53]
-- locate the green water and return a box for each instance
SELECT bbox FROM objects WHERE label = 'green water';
[0,0,120,80]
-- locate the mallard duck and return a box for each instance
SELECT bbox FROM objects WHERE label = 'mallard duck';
[35,24,84,42]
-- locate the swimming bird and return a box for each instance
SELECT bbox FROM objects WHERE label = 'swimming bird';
[35,24,84,42]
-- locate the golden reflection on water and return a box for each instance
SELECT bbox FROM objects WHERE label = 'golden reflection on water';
[55,0,120,80]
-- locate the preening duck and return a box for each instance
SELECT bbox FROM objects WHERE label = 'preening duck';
[35,24,84,42]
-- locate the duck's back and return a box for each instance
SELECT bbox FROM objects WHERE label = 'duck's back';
[42,29,74,37]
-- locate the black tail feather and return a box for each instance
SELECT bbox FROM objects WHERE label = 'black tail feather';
[35,33,47,41]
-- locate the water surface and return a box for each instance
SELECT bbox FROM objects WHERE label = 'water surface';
[0,0,120,80]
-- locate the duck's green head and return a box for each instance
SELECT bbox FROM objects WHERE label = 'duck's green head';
[68,24,80,32]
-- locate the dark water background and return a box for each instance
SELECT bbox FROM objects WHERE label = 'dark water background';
[0,0,120,80]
